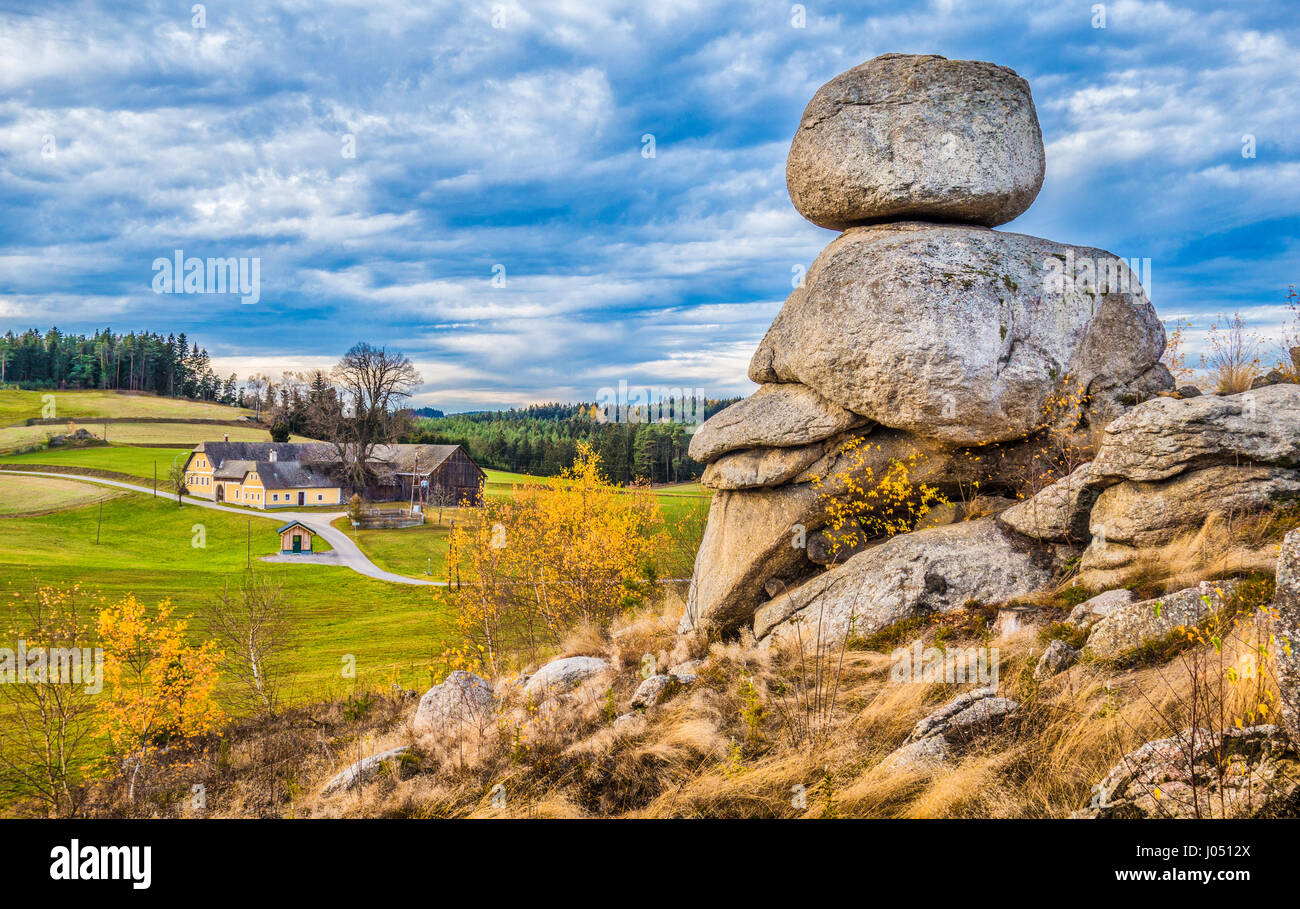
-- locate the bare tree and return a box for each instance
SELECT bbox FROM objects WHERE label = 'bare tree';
[203,572,293,715]
[244,373,269,421]
[313,343,422,489]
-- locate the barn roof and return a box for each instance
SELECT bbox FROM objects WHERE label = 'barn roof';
[369,443,463,475]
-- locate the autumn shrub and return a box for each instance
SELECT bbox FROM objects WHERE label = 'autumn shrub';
[445,442,663,672]
[810,436,945,562]
[97,594,223,803]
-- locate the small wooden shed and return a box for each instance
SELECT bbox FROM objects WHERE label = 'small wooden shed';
[278,520,316,554]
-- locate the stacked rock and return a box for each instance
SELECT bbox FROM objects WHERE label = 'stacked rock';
[682,54,1171,641]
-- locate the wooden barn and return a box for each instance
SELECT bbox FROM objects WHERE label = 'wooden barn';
[368,444,486,506]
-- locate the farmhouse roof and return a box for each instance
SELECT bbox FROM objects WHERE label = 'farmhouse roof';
[255,461,336,489]
[197,441,336,464]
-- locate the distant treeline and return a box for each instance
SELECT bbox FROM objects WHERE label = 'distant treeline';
[402,399,740,484]
[0,327,239,404]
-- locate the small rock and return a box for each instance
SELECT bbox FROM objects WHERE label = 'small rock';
[1086,581,1239,658]
[668,661,701,685]
[1077,726,1299,818]
[1067,588,1136,627]
[523,656,610,696]
[1034,640,1080,679]
[321,746,411,795]
[631,673,674,708]
[612,713,647,735]
[413,670,495,738]
[1176,385,1202,398]
[880,735,952,773]
[906,687,1017,743]
[992,605,1040,639]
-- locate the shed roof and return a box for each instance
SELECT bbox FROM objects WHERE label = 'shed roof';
[276,520,315,535]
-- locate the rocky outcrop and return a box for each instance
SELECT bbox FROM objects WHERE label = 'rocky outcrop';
[756,519,1057,645]
[523,656,610,696]
[1087,465,1300,549]
[1276,528,1300,743]
[412,671,495,738]
[750,223,1166,445]
[684,54,1169,642]
[1089,384,1300,484]
[687,383,869,463]
[785,54,1044,229]
[1086,582,1238,659]
[999,462,1098,542]
[1077,726,1300,818]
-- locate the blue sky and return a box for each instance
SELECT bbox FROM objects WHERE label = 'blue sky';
[0,0,1297,412]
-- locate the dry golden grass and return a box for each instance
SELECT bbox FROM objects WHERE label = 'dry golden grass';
[68,521,1294,820]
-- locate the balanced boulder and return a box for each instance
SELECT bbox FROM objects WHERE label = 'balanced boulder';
[786,54,1045,229]
[750,223,1167,444]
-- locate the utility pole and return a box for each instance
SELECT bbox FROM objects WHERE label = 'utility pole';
[153,460,157,498]
[95,500,103,544]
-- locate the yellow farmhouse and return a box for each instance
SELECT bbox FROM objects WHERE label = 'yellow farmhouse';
[183,441,343,509]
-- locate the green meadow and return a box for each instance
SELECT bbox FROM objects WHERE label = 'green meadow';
[0,490,451,699]
[0,444,195,482]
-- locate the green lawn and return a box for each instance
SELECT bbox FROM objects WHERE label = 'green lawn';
[0,474,125,516]
[0,444,194,482]
[0,492,450,699]
[0,388,252,425]
[332,516,453,581]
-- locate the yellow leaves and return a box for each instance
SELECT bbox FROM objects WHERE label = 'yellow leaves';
[96,594,223,759]
[447,444,664,667]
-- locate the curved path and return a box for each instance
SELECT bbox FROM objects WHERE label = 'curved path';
[2,470,435,586]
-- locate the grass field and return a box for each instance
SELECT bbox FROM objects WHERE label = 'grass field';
[332,516,454,580]
[0,474,125,516]
[0,388,252,425]
[0,421,310,454]
[0,444,196,482]
[0,492,449,697]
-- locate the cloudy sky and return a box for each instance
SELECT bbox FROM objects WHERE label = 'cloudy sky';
[1,0,1297,412]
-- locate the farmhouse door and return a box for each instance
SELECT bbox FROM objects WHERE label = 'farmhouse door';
[298,491,305,506]
[216,485,224,502]
[292,535,302,552]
